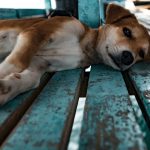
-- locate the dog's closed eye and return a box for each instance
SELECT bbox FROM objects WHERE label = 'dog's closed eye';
[123,27,132,38]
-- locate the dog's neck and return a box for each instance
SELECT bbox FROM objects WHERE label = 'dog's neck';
[80,27,102,67]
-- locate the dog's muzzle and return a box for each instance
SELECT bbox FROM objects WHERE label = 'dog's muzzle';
[108,50,134,70]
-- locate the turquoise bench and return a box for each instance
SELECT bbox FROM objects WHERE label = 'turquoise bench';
[0,1,150,150]
[0,65,150,150]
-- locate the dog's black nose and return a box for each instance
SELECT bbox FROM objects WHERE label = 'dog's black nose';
[121,51,134,66]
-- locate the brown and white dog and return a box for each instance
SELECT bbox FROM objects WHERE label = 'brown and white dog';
[0,4,149,105]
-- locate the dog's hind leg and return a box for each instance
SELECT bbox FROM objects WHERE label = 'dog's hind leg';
[0,57,48,105]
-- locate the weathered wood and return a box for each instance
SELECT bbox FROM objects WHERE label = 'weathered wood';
[1,69,83,150]
[129,95,150,150]
[78,0,100,28]
[122,70,150,149]
[17,9,46,18]
[78,65,147,150]
[0,9,17,19]
[129,61,150,121]
[45,0,51,15]
[0,73,52,145]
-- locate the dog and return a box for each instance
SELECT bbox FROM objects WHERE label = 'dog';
[0,4,149,105]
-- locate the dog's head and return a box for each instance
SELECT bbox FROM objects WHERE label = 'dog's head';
[96,4,150,71]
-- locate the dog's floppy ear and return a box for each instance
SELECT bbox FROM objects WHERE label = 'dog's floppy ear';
[105,3,137,24]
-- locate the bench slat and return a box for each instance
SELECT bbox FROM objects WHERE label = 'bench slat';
[129,95,150,150]
[0,73,51,144]
[0,91,32,125]
[0,9,17,19]
[17,9,46,18]
[129,62,150,120]
[0,74,50,126]
[1,69,82,150]
[0,9,46,19]
[78,0,100,28]
[78,65,147,150]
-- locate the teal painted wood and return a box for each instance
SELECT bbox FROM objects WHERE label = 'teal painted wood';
[45,0,51,9]
[45,0,51,15]
[78,0,100,28]
[129,95,150,150]
[0,74,51,137]
[0,9,17,19]
[78,65,147,150]
[1,69,82,150]
[0,9,46,19]
[0,91,32,125]
[0,73,49,126]
[17,9,46,18]
[129,61,150,118]
[99,0,105,24]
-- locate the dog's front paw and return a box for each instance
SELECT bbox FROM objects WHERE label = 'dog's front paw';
[0,61,22,79]
[0,80,12,105]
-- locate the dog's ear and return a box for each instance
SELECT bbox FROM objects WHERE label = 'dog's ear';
[105,3,137,24]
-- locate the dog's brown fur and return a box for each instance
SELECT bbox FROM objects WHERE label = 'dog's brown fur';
[0,4,149,105]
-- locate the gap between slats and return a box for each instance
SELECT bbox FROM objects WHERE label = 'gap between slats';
[122,71,150,128]
[0,72,54,146]
[0,67,91,149]
[65,66,91,150]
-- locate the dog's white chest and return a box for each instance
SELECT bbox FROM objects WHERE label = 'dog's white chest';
[37,31,84,71]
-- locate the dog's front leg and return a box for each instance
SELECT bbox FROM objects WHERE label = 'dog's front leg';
[0,57,48,105]
[0,69,42,105]
[0,28,46,79]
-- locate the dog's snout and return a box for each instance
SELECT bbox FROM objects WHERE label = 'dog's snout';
[108,50,134,70]
[121,51,133,66]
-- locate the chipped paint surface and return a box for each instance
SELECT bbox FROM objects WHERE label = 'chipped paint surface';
[0,64,149,150]
[0,74,49,126]
[1,69,82,150]
[79,65,147,150]
[78,0,100,28]
[0,91,32,124]
[129,61,150,117]
[129,95,150,150]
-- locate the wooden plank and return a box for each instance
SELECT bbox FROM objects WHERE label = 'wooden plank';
[45,0,51,15]
[129,95,150,150]
[122,71,150,149]
[129,61,150,120]
[17,9,46,18]
[78,65,147,150]
[0,91,32,125]
[0,9,46,19]
[0,9,17,19]
[0,73,52,145]
[78,0,100,28]
[1,69,83,150]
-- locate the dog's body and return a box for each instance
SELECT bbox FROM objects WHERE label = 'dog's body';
[0,4,149,105]
[0,17,90,71]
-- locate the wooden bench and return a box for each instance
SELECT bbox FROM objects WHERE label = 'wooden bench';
[0,1,150,150]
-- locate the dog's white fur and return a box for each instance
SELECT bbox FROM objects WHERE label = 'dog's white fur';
[36,20,85,71]
[0,4,149,105]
